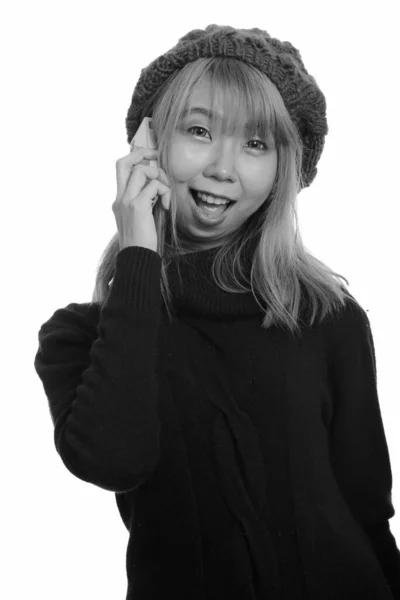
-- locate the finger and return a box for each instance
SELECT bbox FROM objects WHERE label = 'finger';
[122,164,162,205]
[115,148,159,200]
[160,186,172,211]
[129,147,167,184]
[157,167,172,188]
[126,177,171,210]
[151,182,172,212]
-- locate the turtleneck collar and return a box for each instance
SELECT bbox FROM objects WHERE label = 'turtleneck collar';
[166,246,265,318]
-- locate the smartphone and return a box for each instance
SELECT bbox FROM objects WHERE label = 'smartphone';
[130,117,157,168]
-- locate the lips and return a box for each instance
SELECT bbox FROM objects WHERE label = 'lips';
[189,189,234,223]
[190,188,234,207]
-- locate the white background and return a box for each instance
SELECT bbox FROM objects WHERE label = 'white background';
[2,1,399,598]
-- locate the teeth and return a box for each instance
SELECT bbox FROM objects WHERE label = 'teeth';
[197,191,229,205]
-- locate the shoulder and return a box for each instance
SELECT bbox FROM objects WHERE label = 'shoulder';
[37,301,100,344]
[325,292,371,333]
[320,292,374,363]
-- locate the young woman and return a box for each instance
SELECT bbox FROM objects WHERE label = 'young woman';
[34,24,400,600]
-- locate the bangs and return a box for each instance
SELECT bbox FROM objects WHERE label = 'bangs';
[183,58,278,144]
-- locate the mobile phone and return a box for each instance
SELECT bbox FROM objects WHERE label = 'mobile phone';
[130,117,157,168]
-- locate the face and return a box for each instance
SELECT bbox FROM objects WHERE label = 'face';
[167,79,278,252]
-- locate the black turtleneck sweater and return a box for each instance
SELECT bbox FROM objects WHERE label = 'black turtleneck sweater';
[34,245,400,599]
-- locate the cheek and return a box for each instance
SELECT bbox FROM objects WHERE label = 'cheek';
[168,143,201,181]
[241,182,272,208]
[243,160,277,205]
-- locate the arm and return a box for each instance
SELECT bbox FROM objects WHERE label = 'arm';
[34,246,162,493]
[328,302,400,597]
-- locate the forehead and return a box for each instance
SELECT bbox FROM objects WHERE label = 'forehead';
[183,83,235,119]
[180,77,276,141]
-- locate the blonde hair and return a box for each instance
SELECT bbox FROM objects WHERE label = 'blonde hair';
[90,56,355,338]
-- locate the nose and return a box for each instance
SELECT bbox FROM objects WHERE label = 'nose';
[203,141,238,183]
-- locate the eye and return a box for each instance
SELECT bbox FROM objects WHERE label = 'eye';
[247,139,268,151]
[187,126,268,151]
[188,126,209,138]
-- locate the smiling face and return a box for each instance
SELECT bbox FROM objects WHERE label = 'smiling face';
[167,78,278,252]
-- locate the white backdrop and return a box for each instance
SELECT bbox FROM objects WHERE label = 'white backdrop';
[2,1,399,598]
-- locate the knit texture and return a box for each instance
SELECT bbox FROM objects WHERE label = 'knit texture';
[125,24,328,190]
[33,246,400,599]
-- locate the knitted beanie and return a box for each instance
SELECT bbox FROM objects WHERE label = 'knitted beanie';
[125,24,328,190]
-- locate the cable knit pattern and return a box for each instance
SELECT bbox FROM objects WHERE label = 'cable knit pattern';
[34,246,400,599]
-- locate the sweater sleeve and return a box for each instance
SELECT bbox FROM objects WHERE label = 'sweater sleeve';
[33,246,162,494]
[328,301,400,598]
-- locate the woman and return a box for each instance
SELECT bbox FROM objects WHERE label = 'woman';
[33,24,400,599]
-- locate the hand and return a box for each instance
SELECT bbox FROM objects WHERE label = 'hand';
[112,146,171,253]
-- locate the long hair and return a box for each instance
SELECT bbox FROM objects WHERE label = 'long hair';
[90,56,355,337]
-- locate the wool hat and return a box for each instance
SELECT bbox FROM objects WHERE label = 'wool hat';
[125,24,328,190]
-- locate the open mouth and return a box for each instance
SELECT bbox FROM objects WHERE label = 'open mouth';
[189,189,234,214]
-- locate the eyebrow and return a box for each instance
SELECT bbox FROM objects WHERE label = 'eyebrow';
[181,106,220,119]
[181,106,252,125]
